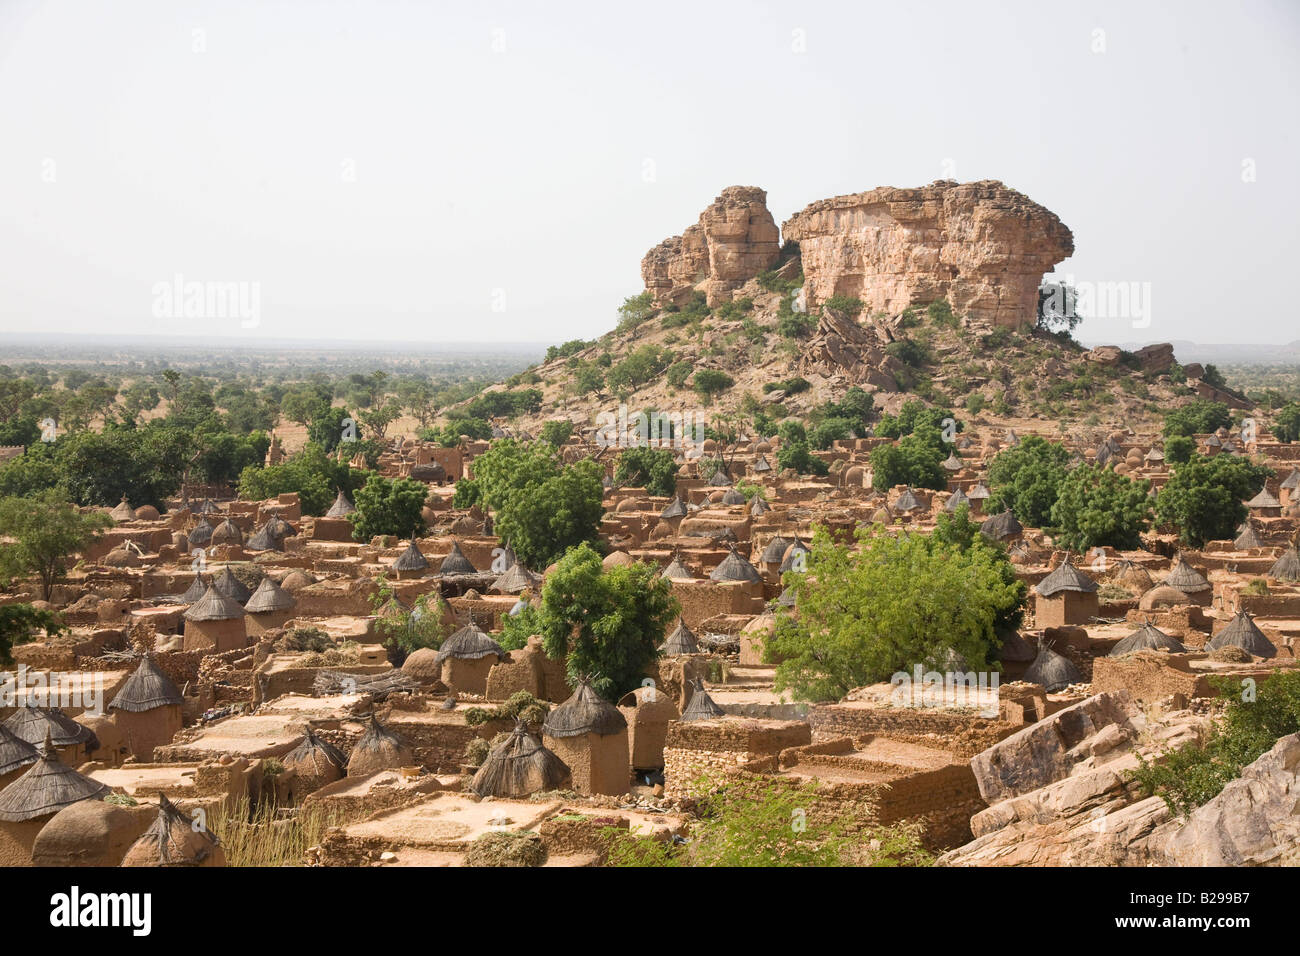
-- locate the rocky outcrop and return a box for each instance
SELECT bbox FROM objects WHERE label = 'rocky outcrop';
[782,180,1074,328]
[1156,732,1300,866]
[641,186,780,308]
[798,309,903,391]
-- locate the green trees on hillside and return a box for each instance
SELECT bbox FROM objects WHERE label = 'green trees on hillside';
[986,436,1070,529]
[1050,463,1152,552]
[1155,453,1272,547]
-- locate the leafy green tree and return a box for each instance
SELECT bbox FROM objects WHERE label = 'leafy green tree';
[0,603,64,666]
[280,384,332,426]
[869,431,946,490]
[692,369,734,403]
[615,291,657,333]
[57,426,187,508]
[1163,400,1231,438]
[775,422,829,476]
[1163,434,1196,465]
[537,543,678,700]
[539,420,574,446]
[874,400,959,442]
[1274,402,1300,443]
[1050,463,1152,552]
[1155,453,1272,547]
[307,405,355,453]
[985,436,1071,529]
[496,458,604,568]
[351,475,428,541]
[238,443,367,516]
[614,446,677,497]
[358,399,401,438]
[767,525,1022,701]
[368,574,449,665]
[0,491,113,599]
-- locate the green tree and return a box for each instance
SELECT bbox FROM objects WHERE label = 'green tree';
[1163,400,1231,439]
[869,430,946,491]
[0,603,64,666]
[238,443,367,516]
[767,525,1022,701]
[984,435,1070,528]
[614,446,677,497]
[496,458,605,568]
[537,543,678,700]
[692,369,734,403]
[1155,453,1272,547]
[1274,402,1300,443]
[0,491,113,599]
[1164,434,1196,465]
[56,426,187,508]
[351,475,428,541]
[308,405,355,453]
[1050,463,1152,552]
[539,420,574,447]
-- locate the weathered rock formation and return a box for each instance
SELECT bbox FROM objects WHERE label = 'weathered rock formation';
[798,308,903,391]
[641,186,780,308]
[782,180,1074,328]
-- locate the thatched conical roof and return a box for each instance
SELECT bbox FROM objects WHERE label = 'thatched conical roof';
[894,487,921,512]
[680,680,726,721]
[392,539,430,572]
[659,497,687,520]
[660,553,694,581]
[775,584,797,607]
[967,482,991,500]
[1234,524,1264,550]
[752,455,772,473]
[0,725,38,777]
[1163,556,1211,593]
[110,655,183,713]
[244,576,296,614]
[760,536,792,564]
[121,794,223,866]
[944,487,970,512]
[325,489,356,518]
[942,452,964,472]
[183,583,246,621]
[1035,555,1099,597]
[109,495,136,522]
[246,520,285,551]
[0,734,109,822]
[750,495,771,516]
[1245,486,1281,509]
[542,680,627,738]
[438,541,477,575]
[211,518,243,546]
[1206,611,1276,659]
[1280,468,1300,491]
[710,545,763,583]
[433,623,502,665]
[187,518,214,548]
[721,487,747,506]
[195,498,221,515]
[1023,643,1084,692]
[492,562,541,595]
[660,617,699,655]
[980,509,1023,541]
[471,719,571,797]
[3,706,99,751]
[212,565,252,604]
[346,716,414,777]
[1110,621,1186,656]
[1268,546,1300,582]
[282,727,347,788]
[181,573,209,603]
[706,467,731,487]
[778,538,810,574]
[995,627,1035,663]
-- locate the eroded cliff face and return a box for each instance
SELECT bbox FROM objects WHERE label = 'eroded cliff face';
[640,186,781,308]
[782,179,1074,328]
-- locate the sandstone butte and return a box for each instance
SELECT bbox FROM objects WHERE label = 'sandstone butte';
[641,180,1075,328]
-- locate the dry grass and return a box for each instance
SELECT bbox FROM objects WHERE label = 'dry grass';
[208,797,352,867]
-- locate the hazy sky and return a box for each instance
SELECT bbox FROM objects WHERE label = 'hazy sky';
[1,0,1296,347]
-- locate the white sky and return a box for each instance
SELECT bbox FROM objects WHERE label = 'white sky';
[1,0,1296,347]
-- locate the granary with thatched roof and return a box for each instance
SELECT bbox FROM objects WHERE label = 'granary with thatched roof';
[109,495,136,522]
[980,508,1023,543]
[391,538,430,578]
[541,679,629,795]
[710,544,763,585]
[0,725,38,790]
[0,733,110,866]
[1245,485,1282,517]
[1161,555,1213,607]
[472,719,571,798]
[433,623,504,695]
[182,583,247,653]
[278,727,348,801]
[212,564,252,604]
[659,551,694,581]
[660,616,700,656]
[1206,610,1277,659]
[679,678,727,721]
[1109,621,1187,657]
[346,716,416,777]
[438,540,478,576]
[107,655,184,761]
[491,561,541,595]
[243,575,297,635]
[1022,642,1084,693]
[121,794,225,867]
[1269,544,1300,583]
[3,706,99,766]
[1033,554,1100,627]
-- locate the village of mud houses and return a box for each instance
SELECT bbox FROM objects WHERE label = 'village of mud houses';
[0,0,1294,939]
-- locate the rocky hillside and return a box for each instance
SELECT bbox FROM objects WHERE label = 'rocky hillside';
[457,181,1202,438]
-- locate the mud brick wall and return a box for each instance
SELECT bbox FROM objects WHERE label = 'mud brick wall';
[1090,654,1214,703]
[808,705,1017,757]
[663,719,811,796]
